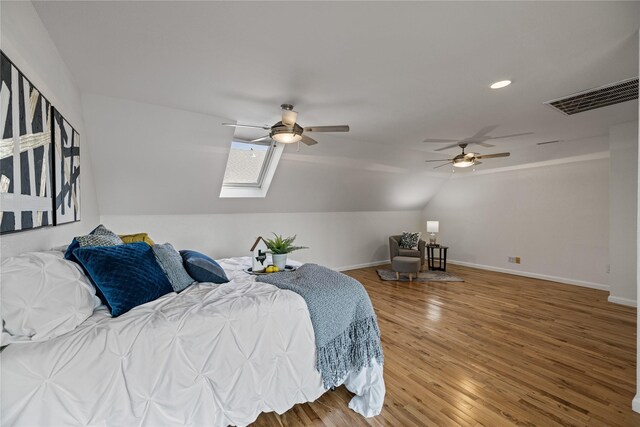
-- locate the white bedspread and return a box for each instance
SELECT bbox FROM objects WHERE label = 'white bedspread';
[1,256,384,426]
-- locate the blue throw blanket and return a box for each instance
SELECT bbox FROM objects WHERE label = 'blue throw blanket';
[257,264,384,388]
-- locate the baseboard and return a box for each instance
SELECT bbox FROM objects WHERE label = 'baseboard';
[447,259,610,292]
[335,260,389,272]
[607,295,637,307]
[633,394,640,413]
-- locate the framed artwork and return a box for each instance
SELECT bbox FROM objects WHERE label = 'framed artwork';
[52,107,81,225]
[0,51,53,234]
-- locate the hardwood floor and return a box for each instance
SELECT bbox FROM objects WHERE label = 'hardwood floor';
[252,264,639,426]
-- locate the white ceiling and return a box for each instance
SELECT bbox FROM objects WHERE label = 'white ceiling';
[33,1,638,163]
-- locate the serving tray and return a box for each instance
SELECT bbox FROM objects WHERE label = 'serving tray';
[244,265,297,275]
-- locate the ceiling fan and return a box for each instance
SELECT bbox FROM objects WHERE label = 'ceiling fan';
[222,104,349,146]
[423,125,533,152]
[425,143,510,169]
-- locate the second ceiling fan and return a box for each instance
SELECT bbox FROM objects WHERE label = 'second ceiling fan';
[423,125,533,151]
[223,104,349,146]
[425,143,510,169]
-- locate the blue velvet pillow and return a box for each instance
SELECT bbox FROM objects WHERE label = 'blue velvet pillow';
[180,250,229,284]
[73,242,174,317]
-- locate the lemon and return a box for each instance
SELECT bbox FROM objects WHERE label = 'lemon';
[272,266,280,272]
[265,266,274,273]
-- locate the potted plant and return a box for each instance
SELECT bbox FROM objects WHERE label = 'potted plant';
[263,233,308,270]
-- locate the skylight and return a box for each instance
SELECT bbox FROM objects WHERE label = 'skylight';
[223,141,272,186]
[220,139,284,198]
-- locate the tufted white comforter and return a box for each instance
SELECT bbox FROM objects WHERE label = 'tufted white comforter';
[1,256,385,426]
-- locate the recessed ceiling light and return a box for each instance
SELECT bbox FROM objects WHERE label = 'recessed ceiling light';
[490,80,512,89]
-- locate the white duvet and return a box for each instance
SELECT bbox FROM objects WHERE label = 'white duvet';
[1,256,385,426]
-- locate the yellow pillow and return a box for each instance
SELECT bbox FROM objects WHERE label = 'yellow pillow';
[119,233,155,246]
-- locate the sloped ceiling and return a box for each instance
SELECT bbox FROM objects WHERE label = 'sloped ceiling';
[32,1,639,214]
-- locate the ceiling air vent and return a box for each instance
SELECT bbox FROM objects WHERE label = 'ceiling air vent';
[544,77,638,115]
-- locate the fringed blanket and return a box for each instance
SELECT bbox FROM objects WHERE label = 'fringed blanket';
[257,264,384,388]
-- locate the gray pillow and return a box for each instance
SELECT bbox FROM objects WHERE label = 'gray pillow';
[75,224,124,247]
[92,224,119,237]
[76,234,123,247]
[152,243,195,292]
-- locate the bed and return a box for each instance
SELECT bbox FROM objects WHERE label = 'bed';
[0,254,385,426]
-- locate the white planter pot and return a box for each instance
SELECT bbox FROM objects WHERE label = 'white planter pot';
[272,253,287,270]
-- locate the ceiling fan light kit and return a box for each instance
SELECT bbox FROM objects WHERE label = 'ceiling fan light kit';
[223,104,349,147]
[423,126,519,170]
[425,142,510,170]
[271,122,304,144]
[453,158,474,168]
[280,104,298,126]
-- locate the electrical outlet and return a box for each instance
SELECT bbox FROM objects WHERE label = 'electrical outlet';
[515,257,521,264]
[509,257,521,264]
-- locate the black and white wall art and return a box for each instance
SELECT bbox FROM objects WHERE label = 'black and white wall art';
[52,107,80,225]
[0,51,53,234]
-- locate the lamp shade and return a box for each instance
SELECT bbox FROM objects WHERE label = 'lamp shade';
[271,131,302,144]
[426,221,439,233]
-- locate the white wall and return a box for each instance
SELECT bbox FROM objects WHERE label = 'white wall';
[609,121,638,306]
[0,1,100,258]
[101,211,421,271]
[423,158,610,289]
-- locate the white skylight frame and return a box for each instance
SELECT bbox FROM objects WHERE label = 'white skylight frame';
[219,139,284,198]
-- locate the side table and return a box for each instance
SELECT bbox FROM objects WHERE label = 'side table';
[427,245,448,271]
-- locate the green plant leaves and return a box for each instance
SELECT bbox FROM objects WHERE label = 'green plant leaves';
[263,232,308,254]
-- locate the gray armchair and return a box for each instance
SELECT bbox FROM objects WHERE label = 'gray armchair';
[389,235,426,271]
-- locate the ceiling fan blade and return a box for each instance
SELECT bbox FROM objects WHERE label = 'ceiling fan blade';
[222,123,271,130]
[536,140,560,145]
[471,125,500,138]
[475,152,510,159]
[301,135,318,146]
[423,138,460,143]
[433,162,453,169]
[475,141,496,148]
[250,135,271,143]
[304,125,350,133]
[425,158,454,162]
[487,132,533,140]
[435,142,462,152]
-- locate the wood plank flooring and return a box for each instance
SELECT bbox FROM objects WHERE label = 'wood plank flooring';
[253,264,639,426]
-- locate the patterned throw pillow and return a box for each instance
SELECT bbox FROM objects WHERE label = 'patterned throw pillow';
[152,243,195,292]
[76,234,123,247]
[92,224,119,237]
[64,224,124,262]
[399,231,421,250]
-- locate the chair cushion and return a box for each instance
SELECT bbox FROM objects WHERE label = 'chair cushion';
[398,248,421,257]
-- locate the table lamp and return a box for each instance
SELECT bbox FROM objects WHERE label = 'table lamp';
[426,221,439,245]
